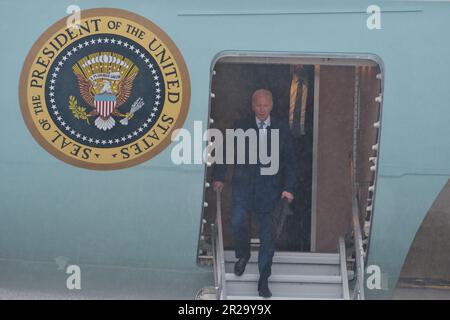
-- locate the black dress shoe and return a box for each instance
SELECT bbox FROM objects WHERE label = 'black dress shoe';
[234,256,249,276]
[258,279,272,298]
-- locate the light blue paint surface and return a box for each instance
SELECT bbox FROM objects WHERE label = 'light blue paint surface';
[0,0,449,298]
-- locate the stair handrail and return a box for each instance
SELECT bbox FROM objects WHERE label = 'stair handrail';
[350,158,365,300]
[338,237,350,300]
[211,189,227,299]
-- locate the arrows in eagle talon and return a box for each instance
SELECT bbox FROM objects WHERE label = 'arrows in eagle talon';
[120,97,145,125]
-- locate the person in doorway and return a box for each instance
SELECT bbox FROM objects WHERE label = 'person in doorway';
[212,89,296,298]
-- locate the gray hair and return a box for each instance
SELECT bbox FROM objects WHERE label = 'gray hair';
[252,89,273,106]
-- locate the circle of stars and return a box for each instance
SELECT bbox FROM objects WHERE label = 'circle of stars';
[48,36,163,146]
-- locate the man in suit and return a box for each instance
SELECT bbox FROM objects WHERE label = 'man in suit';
[213,89,296,298]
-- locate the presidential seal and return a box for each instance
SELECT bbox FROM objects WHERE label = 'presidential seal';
[19,8,190,170]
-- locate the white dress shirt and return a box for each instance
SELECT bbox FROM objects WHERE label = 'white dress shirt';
[256,116,271,130]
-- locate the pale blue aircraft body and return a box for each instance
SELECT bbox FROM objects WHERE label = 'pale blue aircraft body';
[0,0,449,299]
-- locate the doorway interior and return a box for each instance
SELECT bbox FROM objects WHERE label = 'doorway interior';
[201,54,382,255]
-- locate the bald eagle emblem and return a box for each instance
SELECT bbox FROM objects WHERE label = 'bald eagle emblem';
[69,52,144,130]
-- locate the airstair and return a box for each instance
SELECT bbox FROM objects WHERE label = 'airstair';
[197,179,366,300]
[223,245,351,300]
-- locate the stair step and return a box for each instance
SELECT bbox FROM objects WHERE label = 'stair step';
[226,273,342,283]
[225,261,340,276]
[225,275,343,299]
[224,251,339,265]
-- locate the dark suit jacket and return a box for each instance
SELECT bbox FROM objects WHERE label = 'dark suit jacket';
[213,115,297,214]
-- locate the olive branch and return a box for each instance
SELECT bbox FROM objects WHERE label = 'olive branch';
[69,96,91,125]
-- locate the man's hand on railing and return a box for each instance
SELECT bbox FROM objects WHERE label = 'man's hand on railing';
[213,181,224,192]
[281,191,294,203]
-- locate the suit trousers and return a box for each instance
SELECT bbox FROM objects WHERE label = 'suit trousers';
[231,202,275,280]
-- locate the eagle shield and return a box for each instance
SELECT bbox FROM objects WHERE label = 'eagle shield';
[71,52,139,131]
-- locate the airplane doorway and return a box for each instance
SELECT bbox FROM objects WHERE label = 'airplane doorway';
[200,53,382,257]
[208,61,314,252]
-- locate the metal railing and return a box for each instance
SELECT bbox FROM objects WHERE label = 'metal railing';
[211,189,227,299]
[349,158,366,300]
[338,237,350,300]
